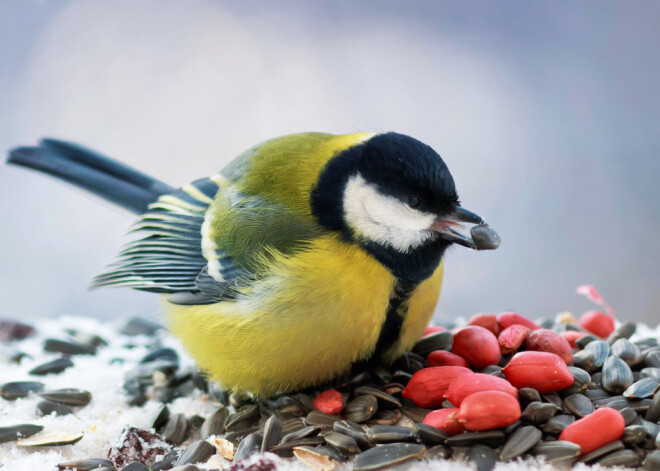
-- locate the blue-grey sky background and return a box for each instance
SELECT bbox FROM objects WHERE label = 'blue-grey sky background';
[1,1,659,325]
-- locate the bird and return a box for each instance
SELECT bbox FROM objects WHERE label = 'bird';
[6,132,500,396]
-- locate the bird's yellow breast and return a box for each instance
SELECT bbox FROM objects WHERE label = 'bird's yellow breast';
[167,234,443,396]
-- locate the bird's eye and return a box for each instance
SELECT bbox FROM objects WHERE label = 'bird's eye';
[407,195,421,209]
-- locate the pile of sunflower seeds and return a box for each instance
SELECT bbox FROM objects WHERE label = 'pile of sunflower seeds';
[0,316,659,471]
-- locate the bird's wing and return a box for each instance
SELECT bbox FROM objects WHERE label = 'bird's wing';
[92,175,321,303]
[91,177,219,293]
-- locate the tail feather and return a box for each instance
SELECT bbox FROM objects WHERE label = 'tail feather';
[6,139,173,214]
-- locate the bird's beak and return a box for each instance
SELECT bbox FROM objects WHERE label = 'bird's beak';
[431,206,501,250]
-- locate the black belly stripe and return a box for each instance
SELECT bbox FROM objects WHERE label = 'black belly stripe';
[351,279,417,371]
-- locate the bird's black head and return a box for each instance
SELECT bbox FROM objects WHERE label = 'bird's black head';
[311,132,493,283]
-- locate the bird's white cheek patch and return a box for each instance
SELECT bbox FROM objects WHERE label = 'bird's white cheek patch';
[343,174,435,252]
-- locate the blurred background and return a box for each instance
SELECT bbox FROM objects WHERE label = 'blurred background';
[1,0,658,325]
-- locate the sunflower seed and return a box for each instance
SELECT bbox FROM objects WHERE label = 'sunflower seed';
[174,440,216,466]
[151,449,180,470]
[576,335,598,349]
[401,403,431,423]
[445,431,505,447]
[563,393,595,417]
[40,388,92,406]
[151,405,171,432]
[618,407,638,426]
[162,413,188,445]
[261,415,282,453]
[280,417,307,435]
[392,371,412,385]
[323,431,360,454]
[573,349,596,373]
[564,367,592,394]
[44,338,96,355]
[602,355,634,394]
[611,338,642,367]
[470,224,501,250]
[644,451,660,470]
[414,423,448,446]
[481,365,505,378]
[542,414,575,436]
[381,383,404,396]
[343,395,378,423]
[293,446,341,471]
[271,436,325,457]
[366,425,415,443]
[503,420,521,435]
[622,425,647,446]
[641,367,660,382]
[585,388,611,400]
[521,401,559,424]
[119,317,162,336]
[37,399,73,416]
[225,404,260,431]
[353,443,425,471]
[282,425,319,444]
[645,392,660,422]
[122,463,149,471]
[56,459,116,470]
[354,386,401,409]
[306,410,341,426]
[29,357,74,376]
[270,396,307,419]
[542,392,563,409]
[392,352,426,374]
[0,381,44,400]
[624,378,659,399]
[332,420,372,450]
[234,432,262,461]
[532,440,581,463]
[467,444,497,471]
[646,351,660,368]
[499,425,542,461]
[596,449,642,467]
[141,347,179,364]
[585,340,610,369]
[518,387,541,407]
[366,409,402,426]
[0,424,43,444]
[17,430,84,447]
[580,440,625,463]
[199,405,228,439]
[607,322,636,345]
[412,332,452,357]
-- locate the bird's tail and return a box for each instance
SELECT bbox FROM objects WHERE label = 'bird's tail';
[6,139,174,214]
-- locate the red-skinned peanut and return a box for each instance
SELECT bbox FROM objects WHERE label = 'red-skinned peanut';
[313,389,343,415]
[455,391,521,431]
[467,313,500,336]
[579,311,615,338]
[560,330,587,349]
[498,324,531,354]
[427,350,470,368]
[444,372,518,407]
[402,366,473,408]
[525,328,573,364]
[422,408,465,436]
[502,351,574,393]
[497,312,541,331]
[452,326,501,370]
[559,407,625,455]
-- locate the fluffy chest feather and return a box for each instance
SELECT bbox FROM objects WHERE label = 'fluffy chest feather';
[166,234,443,395]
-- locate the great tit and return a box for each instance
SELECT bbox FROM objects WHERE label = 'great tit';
[7,132,499,396]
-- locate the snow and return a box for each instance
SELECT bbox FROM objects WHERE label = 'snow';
[0,316,656,470]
